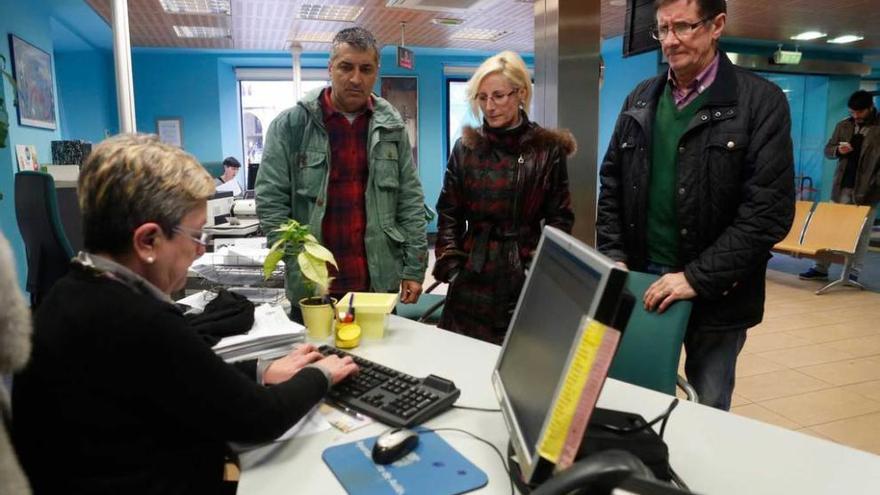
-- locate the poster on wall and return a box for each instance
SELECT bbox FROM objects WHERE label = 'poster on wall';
[15,144,39,171]
[380,76,418,169]
[9,34,57,130]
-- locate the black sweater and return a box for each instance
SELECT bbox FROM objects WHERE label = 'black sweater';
[12,264,328,494]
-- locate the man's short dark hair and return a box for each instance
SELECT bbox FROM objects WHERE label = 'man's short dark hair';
[654,0,727,18]
[222,156,241,168]
[848,90,874,111]
[331,27,380,64]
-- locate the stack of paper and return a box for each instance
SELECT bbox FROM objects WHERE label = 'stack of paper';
[213,304,306,362]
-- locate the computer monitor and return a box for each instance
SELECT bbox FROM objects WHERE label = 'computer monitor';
[206,191,234,227]
[492,226,632,485]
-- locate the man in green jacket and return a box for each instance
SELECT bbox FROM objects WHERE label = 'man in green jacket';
[256,27,427,314]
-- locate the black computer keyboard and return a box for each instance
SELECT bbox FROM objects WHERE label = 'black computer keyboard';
[319,345,461,428]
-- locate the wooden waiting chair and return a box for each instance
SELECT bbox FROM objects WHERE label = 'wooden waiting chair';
[774,200,815,251]
[773,202,871,295]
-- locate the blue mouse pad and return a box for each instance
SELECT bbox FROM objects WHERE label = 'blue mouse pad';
[322,427,489,495]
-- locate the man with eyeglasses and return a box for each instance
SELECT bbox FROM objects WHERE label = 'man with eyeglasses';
[597,0,795,410]
[800,90,880,284]
[256,27,428,318]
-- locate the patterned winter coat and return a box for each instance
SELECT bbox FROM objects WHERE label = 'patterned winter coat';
[434,117,575,344]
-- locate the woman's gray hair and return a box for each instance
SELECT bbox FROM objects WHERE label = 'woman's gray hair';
[330,27,380,64]
[78,133,215,255]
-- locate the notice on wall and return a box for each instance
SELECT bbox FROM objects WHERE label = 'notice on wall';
[156,118,183,148]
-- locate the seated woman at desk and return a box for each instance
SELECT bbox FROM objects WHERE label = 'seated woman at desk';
[12,134,358,494]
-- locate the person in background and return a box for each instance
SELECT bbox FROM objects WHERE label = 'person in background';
[256,27,427,313]
[215,156,241,186]
[0,231,32,495]
[800,90,880,284]
[12,134,358,493]
[597,0,794,410]
[433,50,575,345]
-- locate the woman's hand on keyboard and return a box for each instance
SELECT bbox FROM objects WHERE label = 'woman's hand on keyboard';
[314,355,359,385]
[263,344,325,385]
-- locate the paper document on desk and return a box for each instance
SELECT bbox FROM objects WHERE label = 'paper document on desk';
[213,304,305,362]
[276,405,331,442]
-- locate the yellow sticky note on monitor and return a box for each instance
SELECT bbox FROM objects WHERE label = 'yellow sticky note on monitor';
[537,317,621,468]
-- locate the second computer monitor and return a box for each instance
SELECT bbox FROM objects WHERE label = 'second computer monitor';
[491,226,630,485]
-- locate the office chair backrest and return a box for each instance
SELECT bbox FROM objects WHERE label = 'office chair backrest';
[609,271,692,395]
[15,171,76,307]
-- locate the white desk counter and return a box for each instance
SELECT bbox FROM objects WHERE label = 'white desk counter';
[238,316,880,495]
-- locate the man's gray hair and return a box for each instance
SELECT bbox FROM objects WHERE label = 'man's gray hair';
[331,27,380,63]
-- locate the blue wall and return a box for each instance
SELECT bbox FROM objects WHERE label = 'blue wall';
[0,0,62,291]
[55,49,118,142]
[598,36,660,166]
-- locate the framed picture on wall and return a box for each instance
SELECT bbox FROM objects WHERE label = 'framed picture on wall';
[9,34,57,130]
[156,117,183,148]
[380,76,418,169]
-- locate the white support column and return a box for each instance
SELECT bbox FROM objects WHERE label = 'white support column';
[112,0,136,133]
[290,44,303,102]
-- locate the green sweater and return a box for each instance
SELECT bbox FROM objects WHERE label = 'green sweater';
[647,86,708,266]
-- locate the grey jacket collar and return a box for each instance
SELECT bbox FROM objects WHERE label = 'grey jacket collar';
[74,252,173,305]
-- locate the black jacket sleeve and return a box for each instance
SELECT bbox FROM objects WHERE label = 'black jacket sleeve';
[433,140,468,282]
[127,308,328,444]
[596,98,633,263]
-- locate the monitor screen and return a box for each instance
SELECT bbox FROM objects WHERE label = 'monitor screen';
[623,0,658,57]
[492,226,629,484]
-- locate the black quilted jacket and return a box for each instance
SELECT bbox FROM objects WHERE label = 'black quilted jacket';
[597,52,795,332]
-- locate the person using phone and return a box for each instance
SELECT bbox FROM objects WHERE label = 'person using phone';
[800,90,880,283]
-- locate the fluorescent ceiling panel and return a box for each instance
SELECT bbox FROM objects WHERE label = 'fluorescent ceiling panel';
[292,32,337,43]
[827,35,864,44]
[298,4,364,22]
[159,0,230,15]
[173,25,230,38]
[790,31,826,41]
[451,28,509,42]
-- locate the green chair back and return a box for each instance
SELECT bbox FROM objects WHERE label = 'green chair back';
[609,271,692,395]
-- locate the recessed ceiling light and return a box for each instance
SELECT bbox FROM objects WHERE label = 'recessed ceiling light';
[291,32,337,43]
[827,34,864,44]
[298,4,364,22]
[451,28,509,42]
[790,31,826,41]
[173,25,230,38]
[609,0,626,6]
[432,17,464,26]
[159,0,230,15]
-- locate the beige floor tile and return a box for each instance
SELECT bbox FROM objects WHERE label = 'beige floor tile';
[784,321,880,344]
[810,412,880,455]
[756,343,854,368]
[841,380,880,402]
[735,369,831,402]
[742,332,813,353]
[735,353,786,378]
[730,393,751,407]
[827,335,880,358]
[731,403,802,429]
[796,427,834,442]
[759,388,880,426]
[799,357,880,386]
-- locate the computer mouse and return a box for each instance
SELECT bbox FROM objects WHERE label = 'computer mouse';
[371,427,420,465]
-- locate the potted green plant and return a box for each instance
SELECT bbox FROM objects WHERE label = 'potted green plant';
[263,219,338,338]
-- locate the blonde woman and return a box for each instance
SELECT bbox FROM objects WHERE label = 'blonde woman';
[12,134,357,493]
[433,51,576,344]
